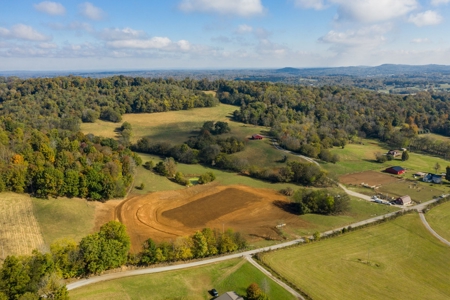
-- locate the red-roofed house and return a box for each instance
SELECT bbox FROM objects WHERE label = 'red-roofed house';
[251,134,263,140]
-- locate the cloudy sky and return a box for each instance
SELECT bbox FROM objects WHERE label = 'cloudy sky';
[2,0,450,70]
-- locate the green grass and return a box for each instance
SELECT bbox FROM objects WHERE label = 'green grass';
[323,139,450,177]
[425,201,450,242]
[295,197,398,236]
[261,214,450,300]
[69,259,296,300]
[32,197,96,245]
[136,153,302,192]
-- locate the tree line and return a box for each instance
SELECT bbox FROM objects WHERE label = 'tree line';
[0,221,247,300]
[0,123,141,201]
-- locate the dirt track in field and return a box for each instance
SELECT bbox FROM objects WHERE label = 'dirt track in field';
[113,184,308,252]
[339,170,399,186]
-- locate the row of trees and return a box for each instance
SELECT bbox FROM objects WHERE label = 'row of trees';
[291,189,350,215]
[0,221,248,300]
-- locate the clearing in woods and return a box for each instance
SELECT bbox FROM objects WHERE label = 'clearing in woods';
[0,193,46,263]
[260,213,450,300]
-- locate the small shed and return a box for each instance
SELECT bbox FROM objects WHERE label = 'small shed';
[385,166,406,175]
[387,150,400,157]
[216,292,244,300]
[251,134,263,140]
[396,195,412,205]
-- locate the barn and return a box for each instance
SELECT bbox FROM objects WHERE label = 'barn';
[385,166,406,175]
[251,134,263,140]
[396,195,412,205]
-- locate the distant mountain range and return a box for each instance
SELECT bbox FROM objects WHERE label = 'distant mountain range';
[2,64,450,80]
[275,64,450,76]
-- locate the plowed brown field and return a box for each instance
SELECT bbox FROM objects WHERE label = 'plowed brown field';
[339,170,399,186]
[114,184,308,252]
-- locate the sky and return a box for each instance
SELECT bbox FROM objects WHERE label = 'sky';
[1,0,450,71]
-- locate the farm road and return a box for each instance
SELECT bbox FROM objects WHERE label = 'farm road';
[271,140,320,166]
[338,183,372,201]
[419,212,450,246]
[67,196,444,292]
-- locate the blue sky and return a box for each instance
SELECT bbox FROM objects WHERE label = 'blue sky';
[1,0,450,70]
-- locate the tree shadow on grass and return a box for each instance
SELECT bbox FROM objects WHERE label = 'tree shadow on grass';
[273,200,299,215]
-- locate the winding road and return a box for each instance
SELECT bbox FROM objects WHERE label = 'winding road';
[419,212,450,246]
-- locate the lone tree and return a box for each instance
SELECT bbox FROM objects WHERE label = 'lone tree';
[446,166,450,181]
[401,150,409,161]
[434,162,441,174]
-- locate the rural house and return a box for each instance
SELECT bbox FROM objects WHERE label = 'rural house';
[396,195,412,205]
[387,150,400,157]
[385,166,406,175]
[216,291,244,300]
[251,134,263,140]
[423,173,442,184]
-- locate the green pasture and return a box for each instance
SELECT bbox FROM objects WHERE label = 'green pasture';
[425,201,450,242]
[323,139,450,177]
[295,197,398,236]
[32,197,95,246]
[136,153,302,192]
[261,213,450,300]
[69,259,296,300]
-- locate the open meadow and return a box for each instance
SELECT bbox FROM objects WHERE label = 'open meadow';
[323,138,450,177]
[260,213,450,300]
[425,201,450,242]
[69,258,296,300]
[0,193,46,262]
[32,197,96,246]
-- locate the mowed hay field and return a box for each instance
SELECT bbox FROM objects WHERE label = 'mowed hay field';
[425,201,450,242]
[81,104,306,169]
[261,214,450,300]
[0,193,46,262]
[323,139,450,177]
[32,197,96,245]
[70,259,296,300]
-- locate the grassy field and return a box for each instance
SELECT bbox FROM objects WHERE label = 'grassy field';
[69,259,296,300]
[261,213,450,300]
[32,197,96,246]
[425,201,450,242]
[323,139,450,177]
[295,197,398,236]
[134,153,302,193]
[0,193,46,261]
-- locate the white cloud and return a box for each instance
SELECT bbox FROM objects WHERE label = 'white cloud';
[79,2,105,20]
[431,0,450,5]
[107,37,173,49]
[97,28,147,40]
[319,25,390,48]
[293,0,326,10]
[331,0,418,23]
[39,42,58,49]
[408,10,443,26]
[34,1,66,16]
[48,22,93,32]
[411,38,431,43]
[0,24,51,41]
[235,24,253,34]
[178,0,265,17]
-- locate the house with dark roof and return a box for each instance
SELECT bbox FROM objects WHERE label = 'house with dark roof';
[216,291,244,300]
[385,166,406,175]
[396,195,412,205]
[423,173,442,184]
[387,150,400,157]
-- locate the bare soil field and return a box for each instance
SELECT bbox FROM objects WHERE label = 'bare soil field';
[0,193,46,262]
[114,184,308,252]
[339,170,399,186]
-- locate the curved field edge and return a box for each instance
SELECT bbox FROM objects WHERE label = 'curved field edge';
[425,201,450,242]
[69,259,296,300]
[260,213,450,300]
